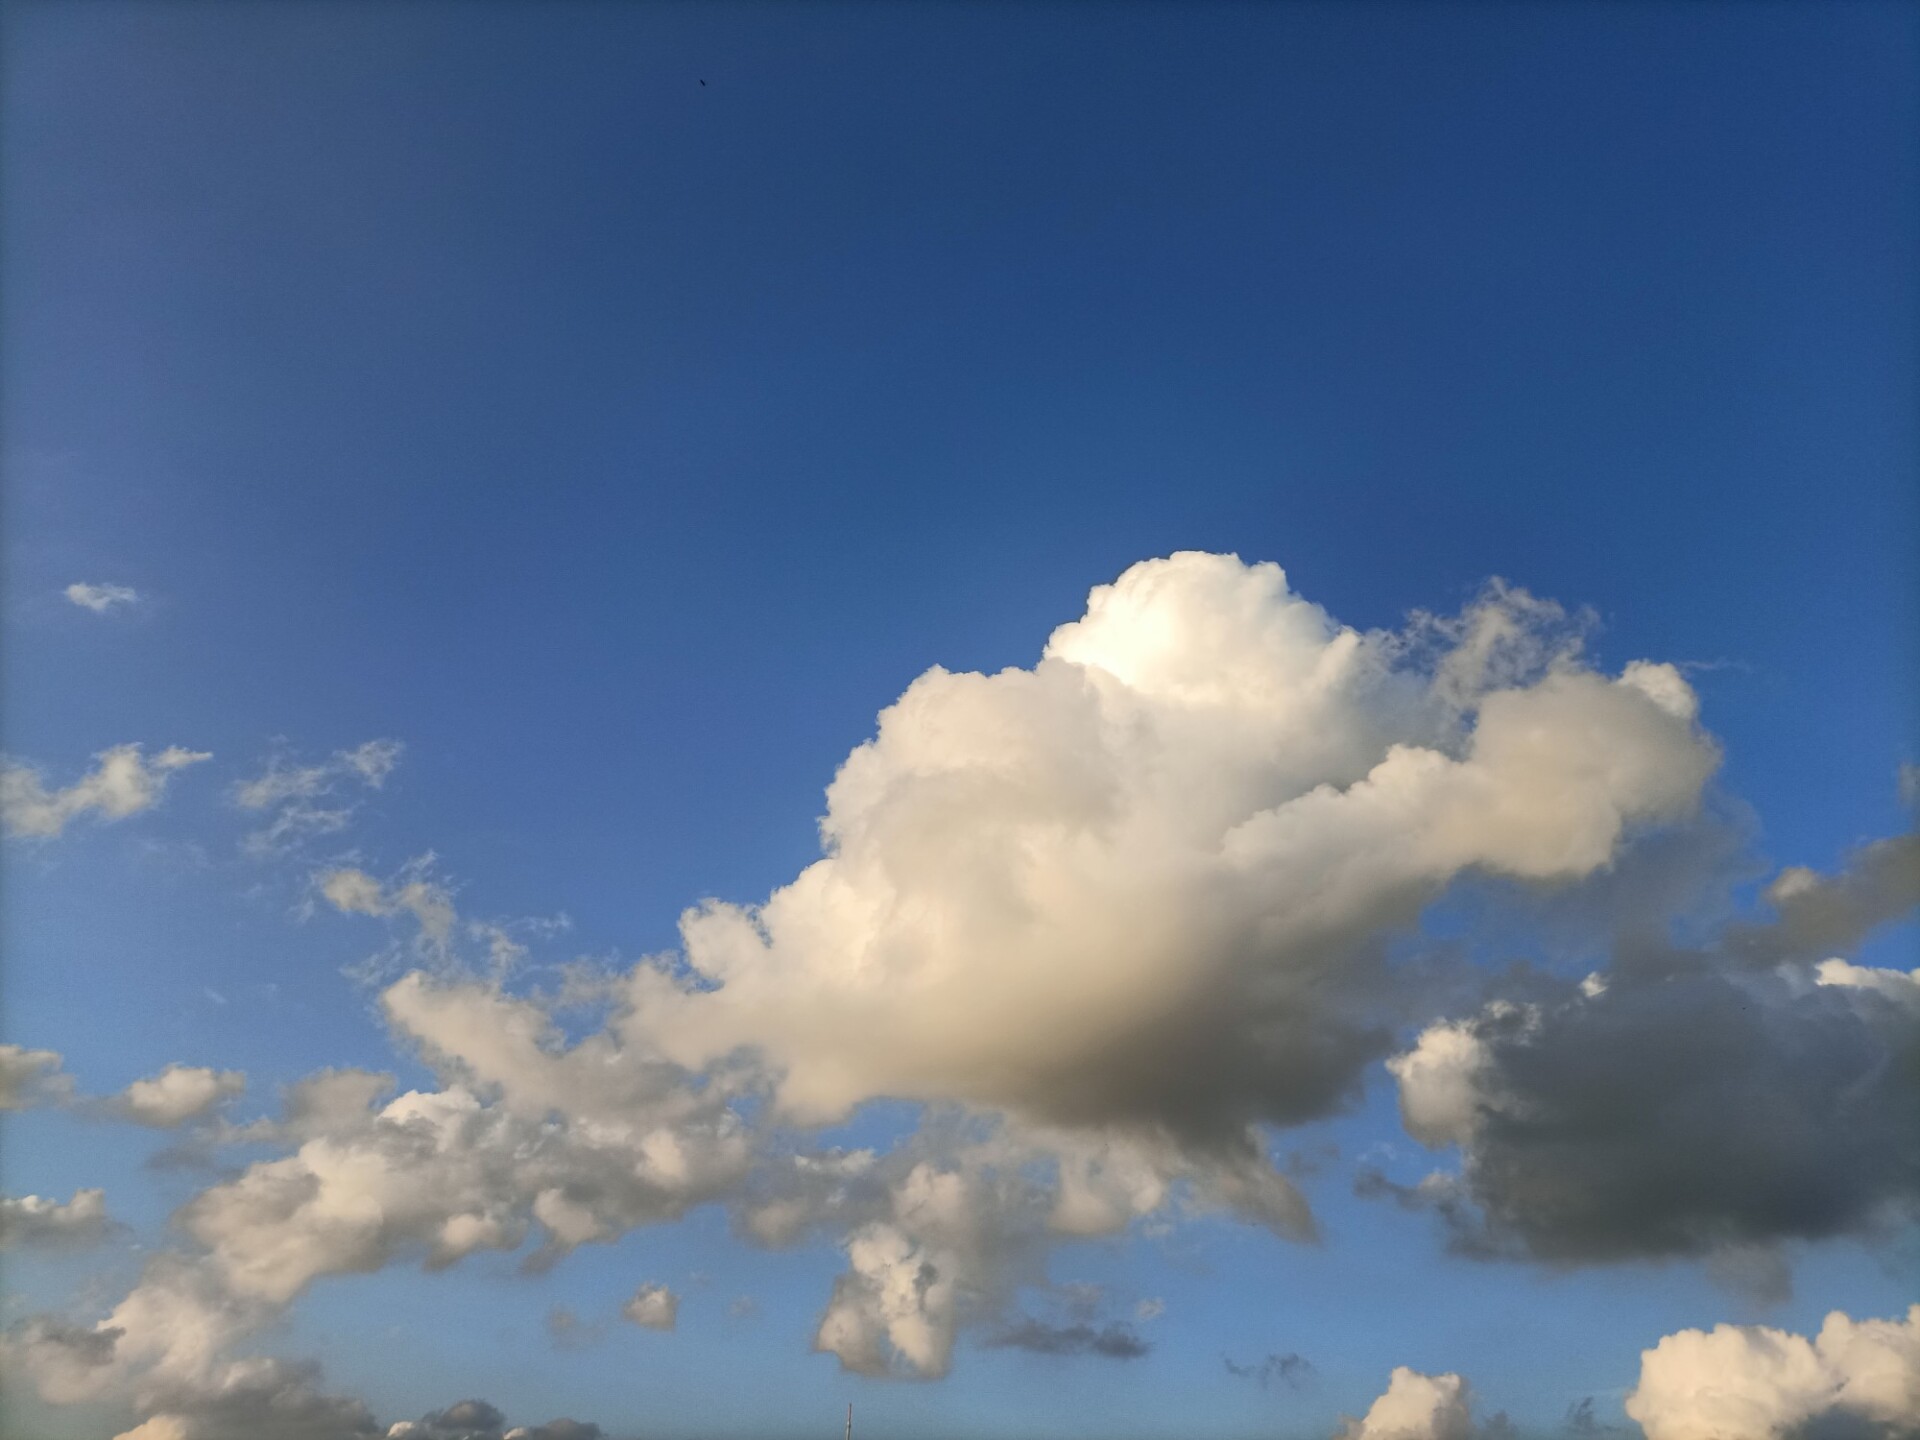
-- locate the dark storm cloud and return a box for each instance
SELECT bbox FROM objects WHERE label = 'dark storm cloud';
[1384,820,1920,1271]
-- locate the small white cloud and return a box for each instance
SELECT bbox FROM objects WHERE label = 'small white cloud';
[64,582,139,614]
[111,1064,245,1127]
[0,1188,114,1250]
[338,740,402,789]
[1335,1367,1476,1440]
[317,859,456,957]
[621,1283,678,1331]
[2,744,211,839]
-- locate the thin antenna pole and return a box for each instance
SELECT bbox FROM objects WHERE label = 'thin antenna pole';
[845,1404,853,1440]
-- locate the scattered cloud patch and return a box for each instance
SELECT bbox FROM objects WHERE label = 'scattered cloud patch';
[3,744,211,838]
[631,555,1717,1160]
[0,1043,74,1110]
[65,582,139,614]
[234,741,402,856]
[621,1283,677,1331]
[111,1065,246,1127]
[0,1189,115,1250]
[318,857,457,968]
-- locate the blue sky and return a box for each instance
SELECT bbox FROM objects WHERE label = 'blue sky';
[2,5,1916,1440]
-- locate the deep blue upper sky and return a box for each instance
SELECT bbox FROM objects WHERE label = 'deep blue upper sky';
[2,5,1916,1438]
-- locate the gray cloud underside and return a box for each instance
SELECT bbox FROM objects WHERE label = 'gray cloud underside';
[1386,834,1920,1269]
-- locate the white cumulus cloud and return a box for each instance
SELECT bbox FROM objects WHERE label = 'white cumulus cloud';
[627,553,1715,1152]
[1626,1305,1920,1440]
[1335,1367,1477,1440]
[621,1283,677,1331]
[112,1065,246,1127]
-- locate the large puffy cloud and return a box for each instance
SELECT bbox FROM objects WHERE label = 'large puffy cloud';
[4,1253,604,1440]
[2,743,211,838]
[1625,1306,1920,1440]
[321,863,457,952]
[1385,933,1920,1266]
[625,553,1714,1155]
[0,1188,115,1250]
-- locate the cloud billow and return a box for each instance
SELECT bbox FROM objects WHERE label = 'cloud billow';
[631,552,1716,1145]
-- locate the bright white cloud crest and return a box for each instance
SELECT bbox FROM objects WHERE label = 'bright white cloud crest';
[1626,1306,1920,1440]
[631,552,1715,1140]
[1335,1367,1477,1440]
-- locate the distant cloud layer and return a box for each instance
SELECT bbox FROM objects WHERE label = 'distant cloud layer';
[630,554,1715,1161]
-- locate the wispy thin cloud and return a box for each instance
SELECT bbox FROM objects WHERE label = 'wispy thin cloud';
[2,744,211,839]
[63,581,139,614]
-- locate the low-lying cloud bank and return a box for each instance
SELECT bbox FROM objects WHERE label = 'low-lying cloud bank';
[1334,1367,1499,1439]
